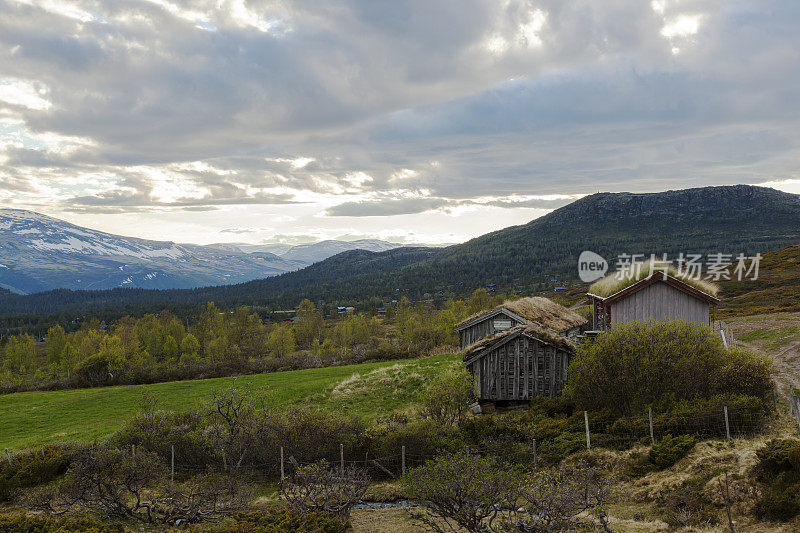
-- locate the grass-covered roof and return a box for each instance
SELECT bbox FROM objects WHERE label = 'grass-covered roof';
[457,296,587,332]
[588,259,719,299]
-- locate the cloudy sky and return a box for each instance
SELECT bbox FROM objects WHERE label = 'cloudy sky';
[1,0,799,246]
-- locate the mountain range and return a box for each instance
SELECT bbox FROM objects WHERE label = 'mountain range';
[0,210,408,294]
[1,185,799,320]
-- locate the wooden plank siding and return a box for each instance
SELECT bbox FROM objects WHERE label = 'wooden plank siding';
[466,334,571,401]
[458,311,523,348]
[609,281,710,328]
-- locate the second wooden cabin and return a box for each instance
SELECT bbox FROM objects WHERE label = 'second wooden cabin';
[462,323,574,402]
[455,297,587,402]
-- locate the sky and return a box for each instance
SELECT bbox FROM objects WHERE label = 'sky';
[1,0,799,246]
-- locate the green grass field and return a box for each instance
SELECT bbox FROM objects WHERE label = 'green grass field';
[0,354,460,451]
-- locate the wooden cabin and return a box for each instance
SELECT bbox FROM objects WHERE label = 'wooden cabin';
[463,324,574,402]
[454,297,587,349]
[587,272,720,331]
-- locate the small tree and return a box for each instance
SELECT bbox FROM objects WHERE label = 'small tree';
[421,369,477,426]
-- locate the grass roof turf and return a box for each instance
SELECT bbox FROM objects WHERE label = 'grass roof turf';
[462,322,575,361]
[458,296,587,332]
[588,259,720,298]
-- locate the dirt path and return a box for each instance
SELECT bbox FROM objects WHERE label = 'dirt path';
[725,312,800,400]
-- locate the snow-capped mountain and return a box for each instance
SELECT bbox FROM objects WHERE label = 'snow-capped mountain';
[0,209,306,294]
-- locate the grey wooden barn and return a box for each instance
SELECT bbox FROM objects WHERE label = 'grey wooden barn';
[454,297,587,349]
[463,324,574,402]
[587,273,720,331]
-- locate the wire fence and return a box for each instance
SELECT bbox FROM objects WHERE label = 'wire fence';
[2,397,791,478]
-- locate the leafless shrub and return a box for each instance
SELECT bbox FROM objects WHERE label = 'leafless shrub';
[404,452,620,533]
[207,379,258,472]
[280,460,369,519]
[28,447,248,525]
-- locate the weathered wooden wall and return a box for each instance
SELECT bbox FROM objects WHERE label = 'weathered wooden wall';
[459,312,522,348]
[609,281,710,328]
[466,335,571,401]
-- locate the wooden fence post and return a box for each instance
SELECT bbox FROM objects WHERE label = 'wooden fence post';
[532,439,537,467]
[340,443,344,473]
[170,445,175,483]
[4,449,10,465]
[280,446,285,481]
[724,406,731,441]
[584,411,591,449]
[401,446,406,477]
[648,407,655,445]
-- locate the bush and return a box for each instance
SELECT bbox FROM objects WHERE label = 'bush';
[404,452,521,533]
[280,461,369,519]
[753,485,800,522]
[649,434,696,470]
[0,445,75,501]
[565,320,773,417]
[181,509,348,533]
[0,513,122,532]
[420,369,476,426]
[754,439,800,482]
[752,439,800,521]
[370,419,465,461]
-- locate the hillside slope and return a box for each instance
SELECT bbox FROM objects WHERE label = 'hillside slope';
[0,209,306,293]
[1,185,798,318]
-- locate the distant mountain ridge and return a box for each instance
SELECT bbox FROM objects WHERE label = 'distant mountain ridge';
[0,211,425,294]
[1,185,798,319]
[0,209,308,294]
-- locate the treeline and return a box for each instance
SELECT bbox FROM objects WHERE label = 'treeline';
[0,290,506,393]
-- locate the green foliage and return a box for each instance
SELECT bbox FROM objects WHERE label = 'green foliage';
[565,320,773,416]
[0,513,122,533]
[184,509,348,533]
[649,434,696,470]
[420,368,477,426]
[0,445,75,501]
[753,439,800,521]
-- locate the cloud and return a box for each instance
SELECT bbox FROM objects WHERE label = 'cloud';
[0,0,798,244]
[325,197,448,217]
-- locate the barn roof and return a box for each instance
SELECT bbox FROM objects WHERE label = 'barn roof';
[588,259,719,300]
[462,322,575,364]
[588,271,720,305]
[454,297,587,332]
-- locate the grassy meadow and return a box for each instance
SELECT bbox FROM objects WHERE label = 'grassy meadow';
[0,353,460,451]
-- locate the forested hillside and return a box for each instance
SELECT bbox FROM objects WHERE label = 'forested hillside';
[1,185,798,329]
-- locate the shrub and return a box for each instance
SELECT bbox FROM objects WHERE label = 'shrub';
[280,461,369,519]
[0,513,122,532]
[29,447,249,525]
[753,485,800,522]
[752,439,800,521]
[565,320,773,417]
[754,439,800,482]
[182,509,348,532]
[371,419,465,461]
[420,369,476,426]
[404,452,521,533]
[649,434,696,470]
[0,445,75,501]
